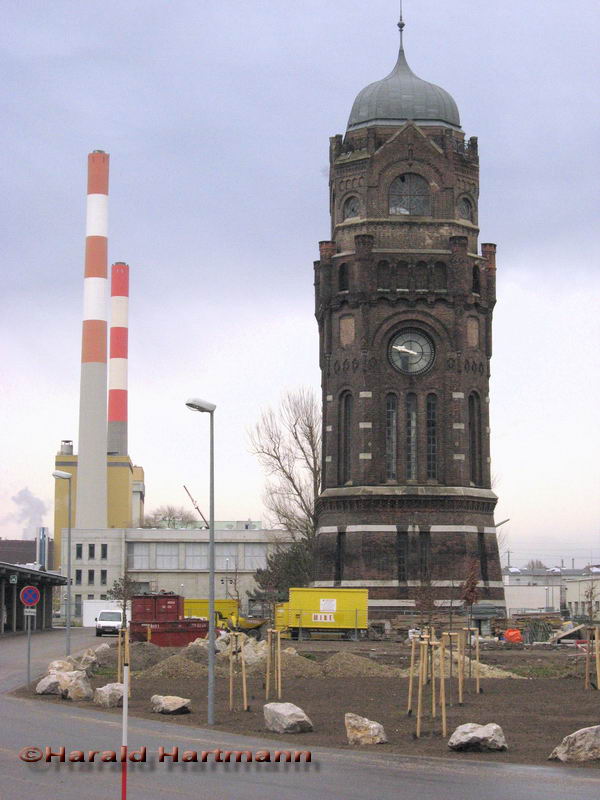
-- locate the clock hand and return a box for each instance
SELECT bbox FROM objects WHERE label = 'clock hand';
[393,345,418,355]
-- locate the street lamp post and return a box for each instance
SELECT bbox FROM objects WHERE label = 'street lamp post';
[186,397,216,726]
[52,470,72,656]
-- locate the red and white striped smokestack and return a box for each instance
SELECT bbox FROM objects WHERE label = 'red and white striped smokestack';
[108,262,129,456]
[76,151,109,528]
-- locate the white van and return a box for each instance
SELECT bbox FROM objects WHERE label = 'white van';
[95,609,124,636]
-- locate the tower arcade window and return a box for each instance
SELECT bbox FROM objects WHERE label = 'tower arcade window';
[343,196,360,220]
[389,173,431,216]
[385,394,398,480]
[472,265,481,294]
[405,393,418,480]
[377,261,390,290]
[338,392,353,485]
[396,261,409,290]
[415,261,428,290]
[468,392,483,485]
[426,394,438,480]
[433,261,447,290]
[338,263,349,292]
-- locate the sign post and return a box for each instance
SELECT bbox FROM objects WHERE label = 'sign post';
[20,586,41,685]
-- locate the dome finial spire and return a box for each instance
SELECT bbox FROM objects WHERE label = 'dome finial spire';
[397,0,405,50]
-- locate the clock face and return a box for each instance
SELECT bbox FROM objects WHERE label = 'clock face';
[459,197,473,221]
[389,329,435,375]
[343,196,360,219]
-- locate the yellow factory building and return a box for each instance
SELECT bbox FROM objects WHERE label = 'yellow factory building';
[53,440,145,569]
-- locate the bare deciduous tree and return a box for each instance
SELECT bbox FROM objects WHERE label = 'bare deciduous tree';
[249,387,321,541]
[143,505,199,529]
[249,387,321,595]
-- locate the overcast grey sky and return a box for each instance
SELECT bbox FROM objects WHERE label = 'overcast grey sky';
[2,1,599,566]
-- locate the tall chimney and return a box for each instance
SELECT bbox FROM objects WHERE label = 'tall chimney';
[108,262,129,456]
[76,151,109,528]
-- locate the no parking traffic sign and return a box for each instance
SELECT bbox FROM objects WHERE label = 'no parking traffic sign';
[20,585,40,607]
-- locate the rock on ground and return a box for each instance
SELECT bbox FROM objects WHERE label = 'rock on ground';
[94,643,111,655]
[448,723,507,752]
[151,695,191,714]
[344,712,388,745]
[549,725,600,763]
[264,702,313,734]
[36,675,61,695]
[47,659,73,674]
[94,683,125,708]
[56,670,94,701]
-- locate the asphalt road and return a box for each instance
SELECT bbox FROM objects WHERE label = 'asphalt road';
[1,629,599,800]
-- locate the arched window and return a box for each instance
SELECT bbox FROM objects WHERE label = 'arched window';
[339,263,349,292]
[389,173,431,216]
[377,261,390,290]
[426,394,438,480]
[385,394,397,481]
[415,261,428,291]
[338,392,353,485]
[433,261,447,290]
[343,196,360,220]
[397,261,409,290]
[405,393,418,480]
[468,392,482,486]
[459,197,474,221]
[472,265,481,294]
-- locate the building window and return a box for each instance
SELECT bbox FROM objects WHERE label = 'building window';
[88,569,95,585]
[405,393,418,480]
[338,263,349,292]
[343,196,360,219]
[433,261,447,290]
[415,261,428,290]
[426,394,438,480]
[100,594,107,601]
[74,595,82,616]
[101,543,108,560]
[156,543,178,569]
[244,543,268,570]
[397,531,408,582]
[389,173,431,216]
[88,543,95,560]
[377,260,390,290]
[75,544,82,560]
[100,569,107,586]
[87,594,94,600]
[185,543,208,569]
[338,391,353,484]
[127,542,150,570]
[75,569,82,586]
[397,261,408,290]
[468,392,483,485]
[215,544,238,571]
[419,532,431,580]
[472,265,481,294]
[385,394,398,480]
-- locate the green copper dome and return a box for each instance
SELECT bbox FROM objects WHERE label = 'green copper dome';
[347,47,461,131]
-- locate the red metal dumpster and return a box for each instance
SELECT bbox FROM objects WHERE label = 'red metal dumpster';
[129,618,209,646]
[131,594,184,623]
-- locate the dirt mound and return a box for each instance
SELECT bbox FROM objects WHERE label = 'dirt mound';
[279,652,323,678]
[322,652,404,678]
[184,644,209,665]
[137,654,208,681]
[96,641,180,671]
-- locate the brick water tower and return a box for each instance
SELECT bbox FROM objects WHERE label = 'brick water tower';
[312,16,504,618]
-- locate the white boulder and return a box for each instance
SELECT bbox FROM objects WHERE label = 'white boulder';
[47,659,74,674]
[448,723,507,752]
[36,674,61,695]
[344,712,388,745]
[151,695,191,714]
[263,702,313,734]
[57,670,94,701]
[94,643,111,655]
[94,683,125,708]
[549,725,600,763]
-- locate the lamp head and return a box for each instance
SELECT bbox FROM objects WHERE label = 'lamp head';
[52,470,72,480]
[186,397,216,414]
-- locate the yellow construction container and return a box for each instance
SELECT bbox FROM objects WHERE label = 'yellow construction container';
[184,598,238,620]
[275,588,368,639]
